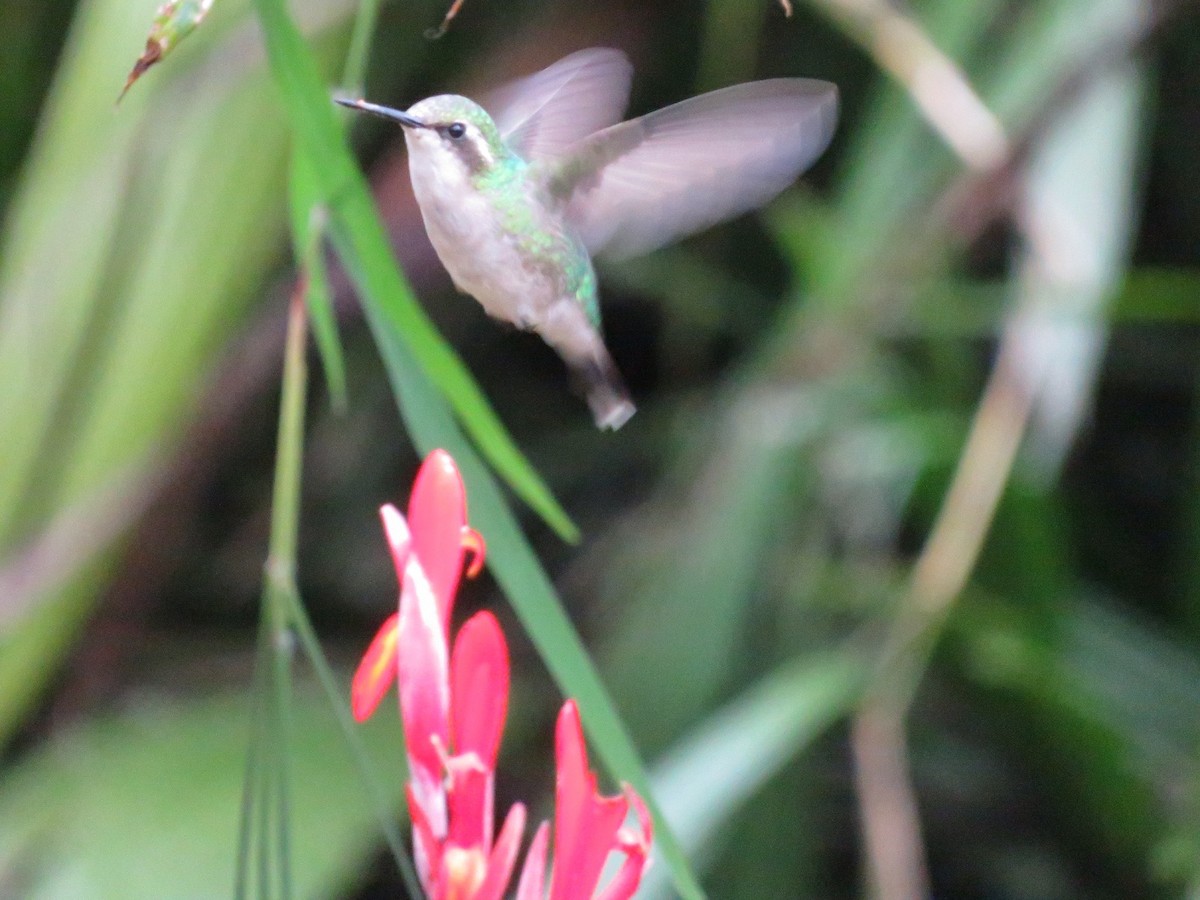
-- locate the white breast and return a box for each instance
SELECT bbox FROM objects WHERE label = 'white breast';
[407,143,551,328]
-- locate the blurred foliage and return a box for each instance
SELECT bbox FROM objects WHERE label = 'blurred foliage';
[0,688,405,897]
[2,0,1200,897]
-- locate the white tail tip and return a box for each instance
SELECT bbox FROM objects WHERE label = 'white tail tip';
[595,397,636,430]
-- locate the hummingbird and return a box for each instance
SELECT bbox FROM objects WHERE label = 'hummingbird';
[337,49,838,429]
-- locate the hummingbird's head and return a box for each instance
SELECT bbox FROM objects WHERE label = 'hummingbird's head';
[336,94,509,181]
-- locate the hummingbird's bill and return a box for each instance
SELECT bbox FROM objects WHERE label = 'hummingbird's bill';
[334,96,426,129]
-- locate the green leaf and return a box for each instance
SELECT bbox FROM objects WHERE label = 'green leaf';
[119,0,215,101]
[640,649,865,897]
[0,0,331,746]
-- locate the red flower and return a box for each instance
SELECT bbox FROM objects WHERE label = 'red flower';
[516,701,653,900]
[352,450,651,899]
[351,450,483,724]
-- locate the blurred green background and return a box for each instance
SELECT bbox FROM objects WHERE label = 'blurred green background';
[2,0,1200,897]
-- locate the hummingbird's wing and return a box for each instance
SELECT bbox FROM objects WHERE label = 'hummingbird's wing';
[487,48,633,163]
[554,79,838,260]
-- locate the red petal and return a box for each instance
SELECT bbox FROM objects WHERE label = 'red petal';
[516,821,550,900]
[408,450,468,631]
[407,782,441,895]
[379,504,413,585]
[623,788,654,851]
[397,559,451,791]
[350,612,400,722]
[595,790,654,900]
[450,612,509,770]
[549,701,630,900]
[594,847,649,900]
[445,757,492,853]
[475,803,527,900]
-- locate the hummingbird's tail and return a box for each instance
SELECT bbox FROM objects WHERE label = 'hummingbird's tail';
[538,300,636,430]
[577,349,636,431]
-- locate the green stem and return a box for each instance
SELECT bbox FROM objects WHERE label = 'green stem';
[284,584,423,898]
[267,291,308,574]
[270,606,295,900]
[269,288,420,894]
[263,286,310,899]
[236,289,309,899]
[233,606,272,899]
[257,738,272,897]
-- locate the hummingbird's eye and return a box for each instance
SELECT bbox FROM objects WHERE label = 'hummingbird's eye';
[446,122,467,140]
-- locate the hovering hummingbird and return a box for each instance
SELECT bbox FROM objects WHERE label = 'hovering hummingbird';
[337,49,837,429]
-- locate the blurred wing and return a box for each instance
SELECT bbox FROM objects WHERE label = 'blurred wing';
[558,80,838,260]
[487,48,633,163]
